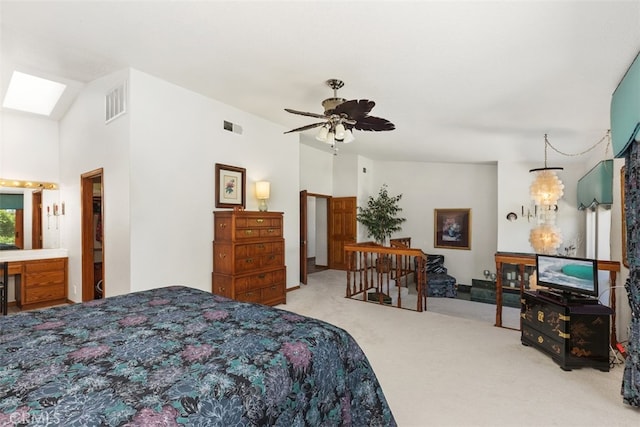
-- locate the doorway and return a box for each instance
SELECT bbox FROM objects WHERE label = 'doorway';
[81,168,104,301]
[300,191,330,284]
[299,192,356,284]
[31,190,42,249]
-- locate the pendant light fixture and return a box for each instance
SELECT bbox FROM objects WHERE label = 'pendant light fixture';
[529,134,564,206]
[529,134,564,254]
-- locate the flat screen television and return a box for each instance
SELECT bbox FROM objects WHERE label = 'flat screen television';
[535,254,598,299]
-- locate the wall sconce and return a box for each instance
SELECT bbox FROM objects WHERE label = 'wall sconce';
[255,181,270,212]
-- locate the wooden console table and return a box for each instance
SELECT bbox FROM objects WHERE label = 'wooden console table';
[494,252,621,346]
[0,249,69,311]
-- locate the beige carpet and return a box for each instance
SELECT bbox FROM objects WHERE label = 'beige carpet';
[280,269,638,427]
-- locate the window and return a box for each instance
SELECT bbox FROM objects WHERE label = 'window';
[585,205,611,260]
[0,193,24,249]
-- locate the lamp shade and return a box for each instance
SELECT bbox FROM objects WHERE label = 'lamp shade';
[255,181,270,200]
[530,169,564,206]
[529,223,563,255]
[316,125,329,141]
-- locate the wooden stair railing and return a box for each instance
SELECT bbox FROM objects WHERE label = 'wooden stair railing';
[345,239,427,311]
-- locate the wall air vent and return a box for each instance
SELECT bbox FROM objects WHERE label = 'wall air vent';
[223,120,243,135]
[105,81,127,123]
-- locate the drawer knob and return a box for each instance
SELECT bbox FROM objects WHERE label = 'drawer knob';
[258,244,265,249]
[267,229,275,233]
[219,223,227,228]
[537,336,544,344]
[245,230,253,235]
[258,274,266,279]
[256,219,265,223]
[245,258,254,264]
[218,253,226,259]
[537,311,544,322]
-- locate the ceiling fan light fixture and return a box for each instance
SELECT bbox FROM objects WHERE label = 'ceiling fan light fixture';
[316,124,329,141]
[325,131,335,145]
[342,129,355,144]
[284,78,394,155]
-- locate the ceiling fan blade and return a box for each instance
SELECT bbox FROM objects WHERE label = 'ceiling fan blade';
[327,99,376,120]
[284,108,327,119]
[353,115,396,132]
[284,121,327,134]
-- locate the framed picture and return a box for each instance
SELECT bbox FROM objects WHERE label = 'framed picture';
[434,208,471,250]
[215,163,246,209]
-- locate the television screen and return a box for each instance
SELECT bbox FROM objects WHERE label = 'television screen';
[535,254,598,298]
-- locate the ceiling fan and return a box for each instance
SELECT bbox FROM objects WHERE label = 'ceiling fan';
[284,79,395,152]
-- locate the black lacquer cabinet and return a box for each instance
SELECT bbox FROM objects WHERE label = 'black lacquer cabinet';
[521,291,612,372]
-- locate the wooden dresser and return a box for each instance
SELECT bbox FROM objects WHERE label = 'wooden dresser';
[1,256,68,311]
[212,210,286,306]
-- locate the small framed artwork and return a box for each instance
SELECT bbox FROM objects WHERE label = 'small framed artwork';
[434,208,471,250]
[215,163,246,209]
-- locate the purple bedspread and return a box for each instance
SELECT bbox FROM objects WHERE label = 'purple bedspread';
[0,286,395,426]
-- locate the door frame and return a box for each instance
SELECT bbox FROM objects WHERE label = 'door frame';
[81,168,103,301]
[299,191,331,284]
[31,190,42,249]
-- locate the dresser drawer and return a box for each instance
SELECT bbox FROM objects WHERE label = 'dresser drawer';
[24,258,66,273]
[236,241,277,257]
[236,289,262,304]
[235,216,281,228]
[236,269,284,292]
[234,253,283,274]
[235,226,282,240]
[522,294,569,339]
[24,283,66,304]
[261,283,285,305]
[522,325,563,357]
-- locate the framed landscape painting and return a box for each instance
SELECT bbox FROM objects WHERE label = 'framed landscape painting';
[434,208,471,250]
[215,163,246,209]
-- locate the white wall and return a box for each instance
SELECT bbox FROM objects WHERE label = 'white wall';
[0,111,59,181]
[369,161,498,286]
[59,69,132,300]
[126,69,299,293]
[57,68,300,300]
[496,161,584,255]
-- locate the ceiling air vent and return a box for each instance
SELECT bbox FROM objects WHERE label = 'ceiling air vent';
[105,81,127,123]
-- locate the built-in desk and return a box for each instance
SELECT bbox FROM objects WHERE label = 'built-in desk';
[0,249,69,311]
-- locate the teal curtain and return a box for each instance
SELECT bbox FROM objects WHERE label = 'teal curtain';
[0,193,24,210]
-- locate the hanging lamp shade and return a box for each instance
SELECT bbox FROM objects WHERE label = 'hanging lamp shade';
[529,223,563,255]
[530,169,565,206]
[529,134,564,206]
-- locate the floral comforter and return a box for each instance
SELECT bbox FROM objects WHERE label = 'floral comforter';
[0,286,395,426]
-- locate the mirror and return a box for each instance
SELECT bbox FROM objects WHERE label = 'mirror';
[0,187,60,250]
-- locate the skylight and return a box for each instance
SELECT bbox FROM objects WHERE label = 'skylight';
[2,71,66,116]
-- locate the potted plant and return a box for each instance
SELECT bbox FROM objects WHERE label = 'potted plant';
[356,184,406,246]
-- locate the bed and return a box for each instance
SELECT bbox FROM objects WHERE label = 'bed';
[0,286,395,426]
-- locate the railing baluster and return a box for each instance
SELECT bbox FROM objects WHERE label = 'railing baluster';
[344,240,426,312]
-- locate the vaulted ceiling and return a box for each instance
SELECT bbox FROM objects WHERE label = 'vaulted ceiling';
[1,1,638,164]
